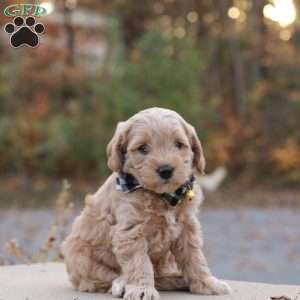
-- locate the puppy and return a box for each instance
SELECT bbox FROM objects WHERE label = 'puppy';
[61,108,231,299]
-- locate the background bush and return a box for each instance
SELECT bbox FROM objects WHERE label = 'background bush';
[0,0,299,184]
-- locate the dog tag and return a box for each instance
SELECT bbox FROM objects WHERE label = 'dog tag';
[186,189,195,201]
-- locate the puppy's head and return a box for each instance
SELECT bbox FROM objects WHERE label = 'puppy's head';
[107,108,205,194]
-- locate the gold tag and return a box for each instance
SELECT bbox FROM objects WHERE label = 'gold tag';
[186,189,195,201]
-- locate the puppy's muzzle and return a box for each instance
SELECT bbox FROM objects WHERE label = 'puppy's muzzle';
[156,164,174,180]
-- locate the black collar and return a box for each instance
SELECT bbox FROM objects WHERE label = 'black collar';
[116,172,195,206]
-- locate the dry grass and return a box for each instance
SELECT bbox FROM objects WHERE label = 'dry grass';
[5,180,74,264]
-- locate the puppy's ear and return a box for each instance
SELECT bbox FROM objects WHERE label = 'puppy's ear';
[183,122,206,175]
[107,121,130,172]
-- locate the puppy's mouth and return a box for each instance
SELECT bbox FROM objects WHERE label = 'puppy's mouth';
[151,177,187,194]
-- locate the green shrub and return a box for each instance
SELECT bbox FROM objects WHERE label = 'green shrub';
[94,29,216,127]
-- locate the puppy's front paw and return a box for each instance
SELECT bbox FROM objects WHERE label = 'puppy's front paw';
[124,285,159,300]
[190,276,232,295]
[112,277,126,298]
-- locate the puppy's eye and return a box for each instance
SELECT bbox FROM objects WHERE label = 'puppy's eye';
[137,144,149,155]
[175,141,184,149]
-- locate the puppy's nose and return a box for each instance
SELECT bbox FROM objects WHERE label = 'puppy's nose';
[156,165,174,180]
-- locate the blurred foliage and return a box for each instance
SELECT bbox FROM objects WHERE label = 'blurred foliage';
[0,0,299,184]
[95,29,209,124]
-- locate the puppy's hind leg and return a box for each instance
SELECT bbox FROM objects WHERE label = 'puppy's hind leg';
[63,237,120,293]
[155,275,188,291]
[77,262,119,293]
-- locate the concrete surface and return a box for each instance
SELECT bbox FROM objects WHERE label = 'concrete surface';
[0,263,299,300]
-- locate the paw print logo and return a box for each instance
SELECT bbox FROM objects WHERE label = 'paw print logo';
[4,16,45,48]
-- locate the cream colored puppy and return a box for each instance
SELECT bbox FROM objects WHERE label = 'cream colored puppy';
[61,108,231,300]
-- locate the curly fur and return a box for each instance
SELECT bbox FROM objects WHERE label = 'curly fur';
[61,108,231,299]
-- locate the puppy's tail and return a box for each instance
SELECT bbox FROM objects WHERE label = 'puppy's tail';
[197,167,227,192]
